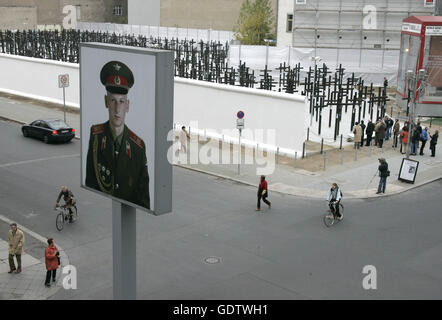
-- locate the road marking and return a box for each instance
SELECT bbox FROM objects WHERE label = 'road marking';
[0,154,79,168]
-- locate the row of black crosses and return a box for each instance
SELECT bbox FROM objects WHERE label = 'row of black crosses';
[0,29,308,93]
[0,29,388,139]
[301,63,389,140]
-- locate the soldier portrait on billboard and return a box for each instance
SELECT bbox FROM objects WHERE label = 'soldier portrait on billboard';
[85,60,150,209]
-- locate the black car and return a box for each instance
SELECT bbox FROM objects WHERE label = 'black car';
[22,119,75,143]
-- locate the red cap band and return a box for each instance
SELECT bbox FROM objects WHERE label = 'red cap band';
[106,75,128,87]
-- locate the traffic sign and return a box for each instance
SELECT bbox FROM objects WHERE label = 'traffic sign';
[58,74,70,88]
[236,118,244,129]
[237,111,244,119]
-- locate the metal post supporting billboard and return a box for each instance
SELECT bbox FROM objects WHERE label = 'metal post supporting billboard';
[112,200,136,300]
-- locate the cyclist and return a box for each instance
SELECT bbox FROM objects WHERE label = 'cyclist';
[326,183,342,220]
[55,186,76,222]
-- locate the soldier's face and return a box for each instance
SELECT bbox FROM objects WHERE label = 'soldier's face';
[105,93,129,129]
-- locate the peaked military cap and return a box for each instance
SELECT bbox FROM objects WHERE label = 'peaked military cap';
[100,61,134,94]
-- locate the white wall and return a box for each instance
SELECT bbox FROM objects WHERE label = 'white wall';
[128,0,160,26]
[174,78,306,153]
[0,53,80,108]
[0,54,307,153]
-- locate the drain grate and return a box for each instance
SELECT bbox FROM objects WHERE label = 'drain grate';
[203,256,221,264]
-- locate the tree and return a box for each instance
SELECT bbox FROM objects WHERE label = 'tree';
[234,0,276,45]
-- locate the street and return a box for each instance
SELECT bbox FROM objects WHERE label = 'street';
[1,119,441,299]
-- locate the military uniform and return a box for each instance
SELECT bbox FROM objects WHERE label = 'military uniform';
[86,121,150,209]
[85,60,150,209]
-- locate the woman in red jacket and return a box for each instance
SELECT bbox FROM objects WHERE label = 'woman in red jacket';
[400,126,409,154]
[45,238,59,287]
[256,175,271,211]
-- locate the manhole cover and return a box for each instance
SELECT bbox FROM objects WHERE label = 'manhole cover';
[203,256,221,264]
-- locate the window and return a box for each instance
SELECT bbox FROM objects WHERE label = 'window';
[113,5,122,16]
[287,14,293,32]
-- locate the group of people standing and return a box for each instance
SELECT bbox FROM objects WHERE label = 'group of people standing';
[398,121,439,157]
[352,116,439,157]
[7,223,60,288]
[353,116,393,149]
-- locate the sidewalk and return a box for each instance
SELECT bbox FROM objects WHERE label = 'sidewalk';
[0,215,69,300]
[1,92,441,200]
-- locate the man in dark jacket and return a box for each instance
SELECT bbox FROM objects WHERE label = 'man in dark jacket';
[365,120,375,146]
[377,158,389,194]
[411,127,419,155]
[360,120,366,147]
[430,129,438,157]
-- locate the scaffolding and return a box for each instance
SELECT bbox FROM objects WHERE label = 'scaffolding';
[278,0,436,68]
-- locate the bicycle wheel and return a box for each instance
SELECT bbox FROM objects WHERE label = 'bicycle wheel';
[323,212,335,227]
[56,212,64,231]
[339,203,344,219]
[71,206,78,222]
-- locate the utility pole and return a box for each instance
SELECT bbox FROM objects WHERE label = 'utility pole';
[405,69,427,159]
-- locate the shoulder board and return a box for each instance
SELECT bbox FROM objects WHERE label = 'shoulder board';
[128,129,145,149]
[91,123,105,135]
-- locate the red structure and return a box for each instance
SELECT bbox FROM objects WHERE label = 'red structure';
[397,16,442,117]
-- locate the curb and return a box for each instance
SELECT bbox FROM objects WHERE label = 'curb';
[0,214,70,300]
[0,115,80,140]
[175,164,442,200]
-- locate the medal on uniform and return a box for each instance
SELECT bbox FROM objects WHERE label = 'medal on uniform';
[101,136,106,151]
[126,141,131,158]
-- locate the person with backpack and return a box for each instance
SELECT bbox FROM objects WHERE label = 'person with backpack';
[326,183,342,220]
[377,158,389,194]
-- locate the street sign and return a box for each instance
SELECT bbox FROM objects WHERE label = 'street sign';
[236,118,244,129]
[58,74,70,88]
[237,111,245,119]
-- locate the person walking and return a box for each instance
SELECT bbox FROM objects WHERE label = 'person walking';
[365,119,374,146]
[44,238,60,287]
[419,127,429,156]
[377,158,389,194]
[353,122,362,149]
[256,175,271,211]
[360,120,366,147]
[393,119,400,148]
[179,126,190,153]
[411,126,419,155]
[429,129,439,157]
[8,223,24,274]
[400,126,409,154]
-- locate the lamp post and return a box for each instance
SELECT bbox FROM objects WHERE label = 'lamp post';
[264,38,276,67]
[310,56,322,126]
[405,69,427,159]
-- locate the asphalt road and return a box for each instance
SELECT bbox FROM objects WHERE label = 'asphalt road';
[1,119,441,299]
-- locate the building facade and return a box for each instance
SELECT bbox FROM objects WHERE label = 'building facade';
[277,0,436,49]
[0,0,128,30]
[128,0,278,32]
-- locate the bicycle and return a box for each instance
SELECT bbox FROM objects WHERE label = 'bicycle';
[323,201,344,227]
[55,205,78,231]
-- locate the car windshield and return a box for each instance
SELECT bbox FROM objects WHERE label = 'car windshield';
[47,120,69,130]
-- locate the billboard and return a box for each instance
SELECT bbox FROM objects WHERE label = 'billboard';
[80,43,173,215]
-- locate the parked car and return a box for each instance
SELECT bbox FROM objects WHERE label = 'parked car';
[22,119,75,143]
